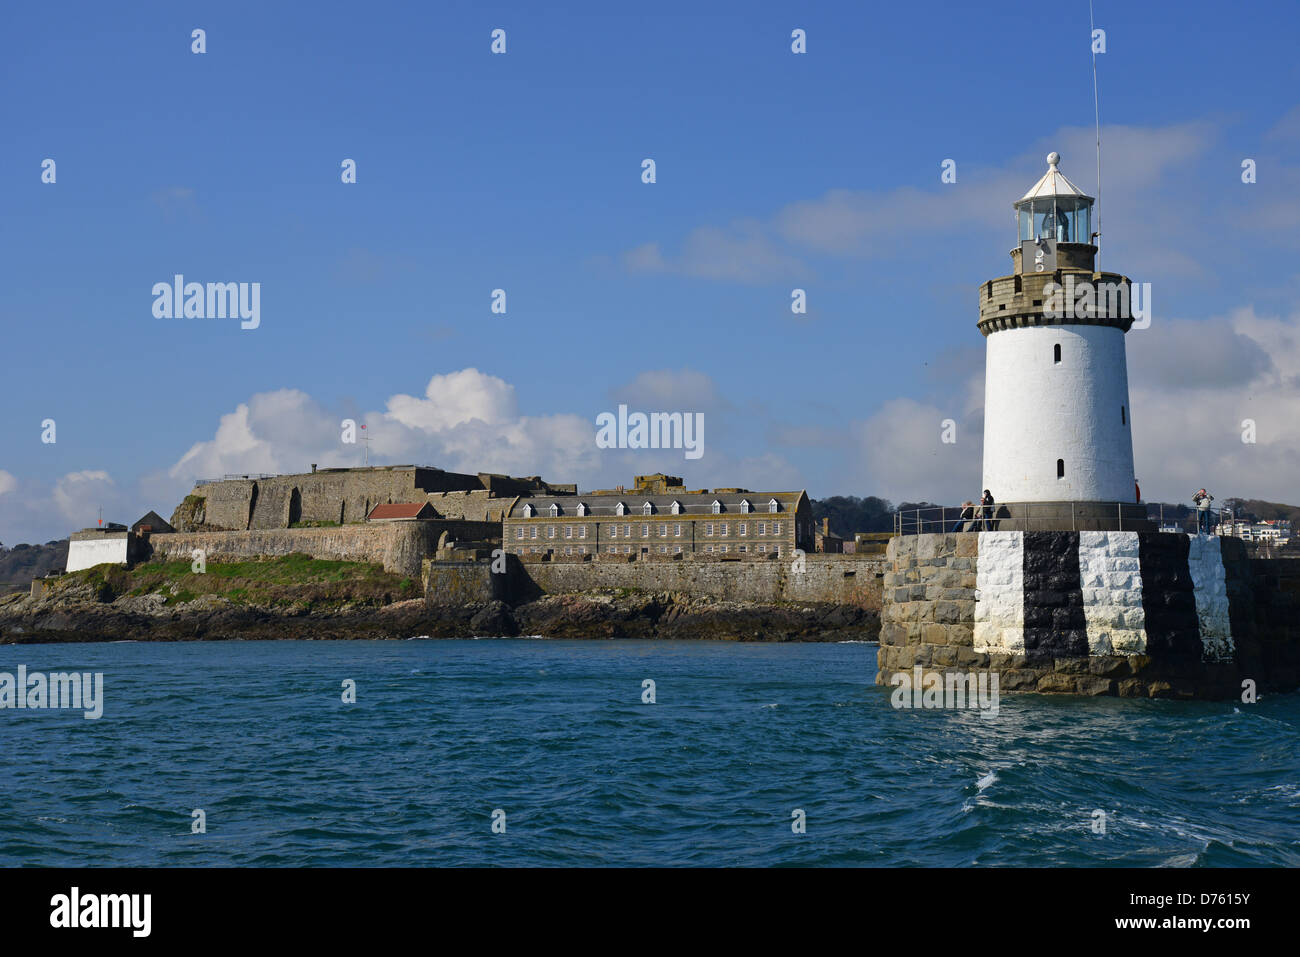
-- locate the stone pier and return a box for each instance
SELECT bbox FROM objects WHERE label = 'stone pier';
[878,531,1299,699]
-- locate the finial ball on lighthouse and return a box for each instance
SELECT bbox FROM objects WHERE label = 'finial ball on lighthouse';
[1047,151,1061,168]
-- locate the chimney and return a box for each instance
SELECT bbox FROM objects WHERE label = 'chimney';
[822,517,830,536]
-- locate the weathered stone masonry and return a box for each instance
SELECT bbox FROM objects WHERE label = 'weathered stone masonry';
[425,553,885,610]
[879,531,1300,699]
[149,522,493,578]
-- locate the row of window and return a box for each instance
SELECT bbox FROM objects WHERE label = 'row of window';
[521,499,784,518]
[515,525,591,540]
[512,543,785,556]
[513,522,786,540]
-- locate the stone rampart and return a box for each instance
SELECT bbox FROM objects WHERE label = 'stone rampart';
[506,553,884,607]
[148,521,495,578]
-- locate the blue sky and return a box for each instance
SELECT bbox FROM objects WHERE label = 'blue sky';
[2,0,1299,543]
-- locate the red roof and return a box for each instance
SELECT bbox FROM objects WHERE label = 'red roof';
[367,503,432,520]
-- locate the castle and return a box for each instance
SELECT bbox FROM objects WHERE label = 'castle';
[171,464,574,530]
[59,463,824,580]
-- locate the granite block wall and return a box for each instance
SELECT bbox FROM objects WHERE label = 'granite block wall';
[148,521,494,577]
[880,531,1297,699]
[511,553,884,607]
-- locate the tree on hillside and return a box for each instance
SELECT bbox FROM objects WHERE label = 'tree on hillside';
[1222,498,1300,525]
[809,495,896,534]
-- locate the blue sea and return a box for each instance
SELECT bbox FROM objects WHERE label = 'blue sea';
[0,639,1296,867]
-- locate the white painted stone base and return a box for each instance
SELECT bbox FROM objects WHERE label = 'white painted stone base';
[1078,530,1147,655]
[973,531,1024,654]
[1187,535,1235,662]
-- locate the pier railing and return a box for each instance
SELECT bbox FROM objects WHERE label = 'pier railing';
[893,503,1232,536]
[194,473,278,486]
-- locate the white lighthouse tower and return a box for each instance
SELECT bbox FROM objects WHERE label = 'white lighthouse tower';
[978,152,1147,529]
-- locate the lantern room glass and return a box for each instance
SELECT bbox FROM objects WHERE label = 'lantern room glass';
[1017,197,1091,244]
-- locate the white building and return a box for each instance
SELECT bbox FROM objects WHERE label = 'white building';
[979,153,1140,521]
[66,527,133,572]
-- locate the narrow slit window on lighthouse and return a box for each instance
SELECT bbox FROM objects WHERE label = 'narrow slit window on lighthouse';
[1057,458,1065,479]
[1121,405,1126,425]
[1053,343,1061,364]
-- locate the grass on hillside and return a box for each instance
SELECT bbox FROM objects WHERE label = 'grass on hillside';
[69,553,418,609]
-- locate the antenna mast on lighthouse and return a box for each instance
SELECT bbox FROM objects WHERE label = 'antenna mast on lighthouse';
[1090,0,1103,261]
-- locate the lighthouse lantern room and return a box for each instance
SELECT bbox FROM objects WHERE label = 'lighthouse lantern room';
[977,153,1150,531]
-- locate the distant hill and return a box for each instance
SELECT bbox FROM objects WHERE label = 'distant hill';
[0,540,69,595]
[1221,498,1300,526]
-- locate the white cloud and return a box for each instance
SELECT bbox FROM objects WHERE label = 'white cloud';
[155,369,600,501]
[623,121,1218,281]
[1130,304,1300,505]
[611,368,730,412]
[385,368,517,432]
[850,397,983,506]
[51,470,122,528]
[624,220,810,283]
[0,470,132,544]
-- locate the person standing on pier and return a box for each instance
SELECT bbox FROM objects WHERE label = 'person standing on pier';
[1193,488,1214,535]
[981,489,995,531]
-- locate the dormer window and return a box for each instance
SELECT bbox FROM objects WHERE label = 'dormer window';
[576,502,588,517]
[670,500,682,515]
[739,499,751,513]
[642,501,654,516]
[522,503,534,518]
[548,503,559,517]
[711,500,722,514]
[615,502,626,516]
[768,499,779,513]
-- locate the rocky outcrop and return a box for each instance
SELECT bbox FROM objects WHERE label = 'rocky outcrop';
[510,591,875,640]
[169,494,208,533]
[0,579,878,644]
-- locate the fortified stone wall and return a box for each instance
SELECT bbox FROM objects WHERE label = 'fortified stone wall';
[179,469,527,531]
[199,480,254,530]
[424,561,507,606]
[148,521,496,577]
[879,531,1298,699]
[425,489,512,522]
[499,553,884,607]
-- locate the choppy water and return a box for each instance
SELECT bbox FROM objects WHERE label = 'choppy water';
[0,639,1296,867]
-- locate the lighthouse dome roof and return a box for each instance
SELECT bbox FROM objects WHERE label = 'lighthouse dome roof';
[1017,152,1093,204]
